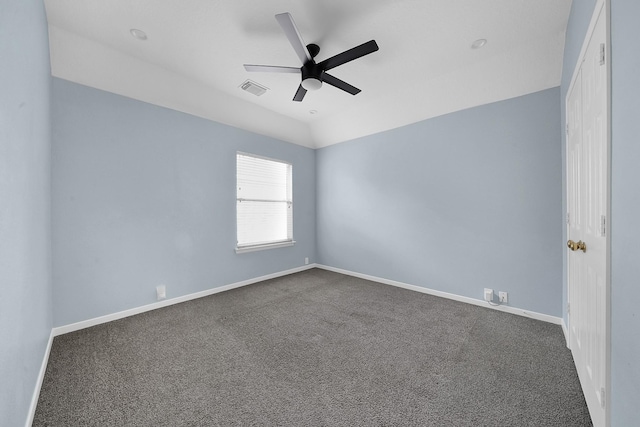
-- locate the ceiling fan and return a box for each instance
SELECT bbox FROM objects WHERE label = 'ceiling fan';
[244,12,379,102]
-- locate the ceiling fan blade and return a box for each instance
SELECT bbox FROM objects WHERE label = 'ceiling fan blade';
[317,40,379,71]
[275,12,312,65]
[293,84,307,102]
[244,64,300,73]
[322,73,361,95]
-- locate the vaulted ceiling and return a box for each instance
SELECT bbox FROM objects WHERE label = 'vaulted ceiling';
[44,0,572,148]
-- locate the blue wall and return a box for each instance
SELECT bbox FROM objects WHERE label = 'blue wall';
[51,78,316,327]
[316,88,562,316]
[610,1,640,424]
[0,0,53,425]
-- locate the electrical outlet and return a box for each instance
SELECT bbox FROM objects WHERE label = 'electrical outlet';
[484,288,493,302]
[499,291,508,303]
[304,257,309,265]
[156,285,166,301]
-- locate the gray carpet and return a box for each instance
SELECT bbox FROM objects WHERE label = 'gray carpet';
[34,268,592,426]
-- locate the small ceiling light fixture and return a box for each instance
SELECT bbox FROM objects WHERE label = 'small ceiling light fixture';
[130,29,148,41]
[471,39,487,49]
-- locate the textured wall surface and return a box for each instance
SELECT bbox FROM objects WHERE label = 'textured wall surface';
[610,1,640,424]
[0,0,53,425]
[317,88,562,316]
[52,78,316,327]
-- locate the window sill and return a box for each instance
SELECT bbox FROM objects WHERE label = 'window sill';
[235,240,296,254]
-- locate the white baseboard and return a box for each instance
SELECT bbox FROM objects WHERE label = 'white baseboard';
[316,264,563,325]
[53,264,317,337]
[25,329,54,427]
[562,318,570,348]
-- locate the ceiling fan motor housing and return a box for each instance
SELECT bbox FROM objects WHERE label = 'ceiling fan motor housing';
[306,43,321,58]
[301,62,323,91]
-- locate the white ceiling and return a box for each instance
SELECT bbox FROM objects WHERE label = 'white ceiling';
[44,0,572,149]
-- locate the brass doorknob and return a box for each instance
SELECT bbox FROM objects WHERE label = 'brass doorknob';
[567,240,587,252]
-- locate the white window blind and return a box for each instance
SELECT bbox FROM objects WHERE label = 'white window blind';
[236,153,293,252]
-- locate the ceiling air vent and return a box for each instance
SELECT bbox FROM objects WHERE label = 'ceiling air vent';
[240,80,268,96]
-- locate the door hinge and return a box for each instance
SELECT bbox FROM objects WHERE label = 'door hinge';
[601,387,606,408]
[601,215,606,237]
[567,212,571,225]
[566,123,570,136]
[567,303,571,315]
[600,43,606,66]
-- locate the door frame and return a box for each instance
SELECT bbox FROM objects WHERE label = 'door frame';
[564,0,611,425]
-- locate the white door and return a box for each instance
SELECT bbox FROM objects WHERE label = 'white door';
[566,4,609,426]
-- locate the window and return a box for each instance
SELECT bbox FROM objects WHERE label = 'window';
[236,152,293,253]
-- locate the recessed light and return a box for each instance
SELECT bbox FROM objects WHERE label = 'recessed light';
[471,39,487,49]
[130,29,147,41]
[309,110,318,115]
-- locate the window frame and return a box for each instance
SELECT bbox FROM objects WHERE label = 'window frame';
[235,151,294,254]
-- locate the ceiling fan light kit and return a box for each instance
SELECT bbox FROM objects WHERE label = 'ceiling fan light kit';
[243,12,379,102]
[301,77,322,91]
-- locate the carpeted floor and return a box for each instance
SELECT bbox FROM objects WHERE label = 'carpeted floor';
[34,268,592,426]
